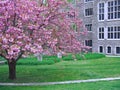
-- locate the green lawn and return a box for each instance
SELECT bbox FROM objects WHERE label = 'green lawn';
[0,57,120,83]
[0,57,5,61]
[0,80,120,90]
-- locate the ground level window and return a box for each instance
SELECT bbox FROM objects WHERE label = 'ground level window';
[107,46,111,54]
[116,47,120,54]
[99,46,103,53]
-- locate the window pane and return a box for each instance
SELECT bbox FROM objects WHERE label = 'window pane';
[85,8,93,16]
[108,0,120,19]
[107,46,111,53]
[99,3,104,20]
[116,47,120,54]
[99,46,103,53]
[99,27,104,39]
[85,40,92,46]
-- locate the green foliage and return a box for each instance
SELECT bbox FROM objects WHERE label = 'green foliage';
[4,53,105,65]
[62,54,73,61]
[0,80,120,90]
[84,53,105,60]
[5,55,61,65]
[62,53,105,61]
[67,0,73,2]
[0,57,120,83]
[0,56,6,61]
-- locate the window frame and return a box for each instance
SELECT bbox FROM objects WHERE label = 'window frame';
[107,0,120,20]
[85,24,92,32]
[98,27,105,40]
[106,45,112,54]
[115,46,120,54]
[98,2,105,21]
[85,40,92,47]
[107,26,120,40]
[84,0,94,3]
[84,8,93,17]
[99,45,104,53]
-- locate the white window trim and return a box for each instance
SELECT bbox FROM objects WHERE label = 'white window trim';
[115,46,120,55]
[98,1,106,22]
[85,23,92,32]
[84,8,93,17]
[104,27,107,39]
[98,1,120,21]
[98,45,104,53]
[106,0,120,20]
[106,26,120,40]
[98,27,105,40]
[106,45,112,54]
[84,40,92,47]
[84,0,94,3]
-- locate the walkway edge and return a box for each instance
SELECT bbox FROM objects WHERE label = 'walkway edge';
[0,77,120,86]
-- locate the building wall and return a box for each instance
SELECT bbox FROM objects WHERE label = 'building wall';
[78,0,120,55]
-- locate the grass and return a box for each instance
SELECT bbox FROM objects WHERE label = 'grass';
[4,55,61,65]
[0,57,5,61]
[0,57,120,83]
[0,80,120,90]
[61,53,105,61]
[3,53,105,65]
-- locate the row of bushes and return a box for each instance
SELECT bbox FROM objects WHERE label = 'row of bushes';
[62,53,105,61]
[4,53,105,65]
[4,56,60,65]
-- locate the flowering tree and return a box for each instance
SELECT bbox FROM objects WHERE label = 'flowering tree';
[0,0,87,80]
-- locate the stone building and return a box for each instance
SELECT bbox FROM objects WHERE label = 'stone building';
[78,0,120,55]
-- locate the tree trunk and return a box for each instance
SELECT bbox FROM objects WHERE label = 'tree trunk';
[8,60,16,80]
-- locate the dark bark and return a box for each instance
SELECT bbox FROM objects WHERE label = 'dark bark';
[8,60,16,80]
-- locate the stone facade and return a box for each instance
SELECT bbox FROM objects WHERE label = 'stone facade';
[78,0,120,55]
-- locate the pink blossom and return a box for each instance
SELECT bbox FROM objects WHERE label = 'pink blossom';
[0,0,88,60]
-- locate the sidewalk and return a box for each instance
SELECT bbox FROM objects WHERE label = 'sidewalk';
[0,61,5,64]
[0,77,120,86]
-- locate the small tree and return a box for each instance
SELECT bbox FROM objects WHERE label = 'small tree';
[0,0,87,80]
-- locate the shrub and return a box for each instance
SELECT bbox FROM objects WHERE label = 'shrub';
[62,53,105,61]
[4,56,57,65]
[84,53,105,60]
[62,54,73,61]
[0,56,6,61]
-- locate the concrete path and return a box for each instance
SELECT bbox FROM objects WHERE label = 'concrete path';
[0,77,120,86]
[0,61,5,64]
[106,55,120,57]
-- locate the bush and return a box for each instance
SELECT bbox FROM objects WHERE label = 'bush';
[62,53,105,61]
[5,55,61,65]
[4,53,105,65]
[84,53,105,60]
[0,56,6,61]
[62,54,73,61]
[75,54,84,60]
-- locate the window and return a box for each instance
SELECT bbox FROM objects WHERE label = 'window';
[85,0,93,2]
[116,47,120,54]
[68,12,75,18]
[85,40,92,46]
[98,27,104,39]
[114,26,120,39]
[108,27,114,39]
[85,8,93,16]
[108,0,120,19]
[85,24,92,31]
[99,46,104,53]
[108,26,120,39]
[98,2,104,20]
[107,46,112,54]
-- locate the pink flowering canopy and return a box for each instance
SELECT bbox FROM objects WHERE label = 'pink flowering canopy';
[0,0,88,61]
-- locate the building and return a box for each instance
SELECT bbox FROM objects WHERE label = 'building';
[78,0,120,55]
